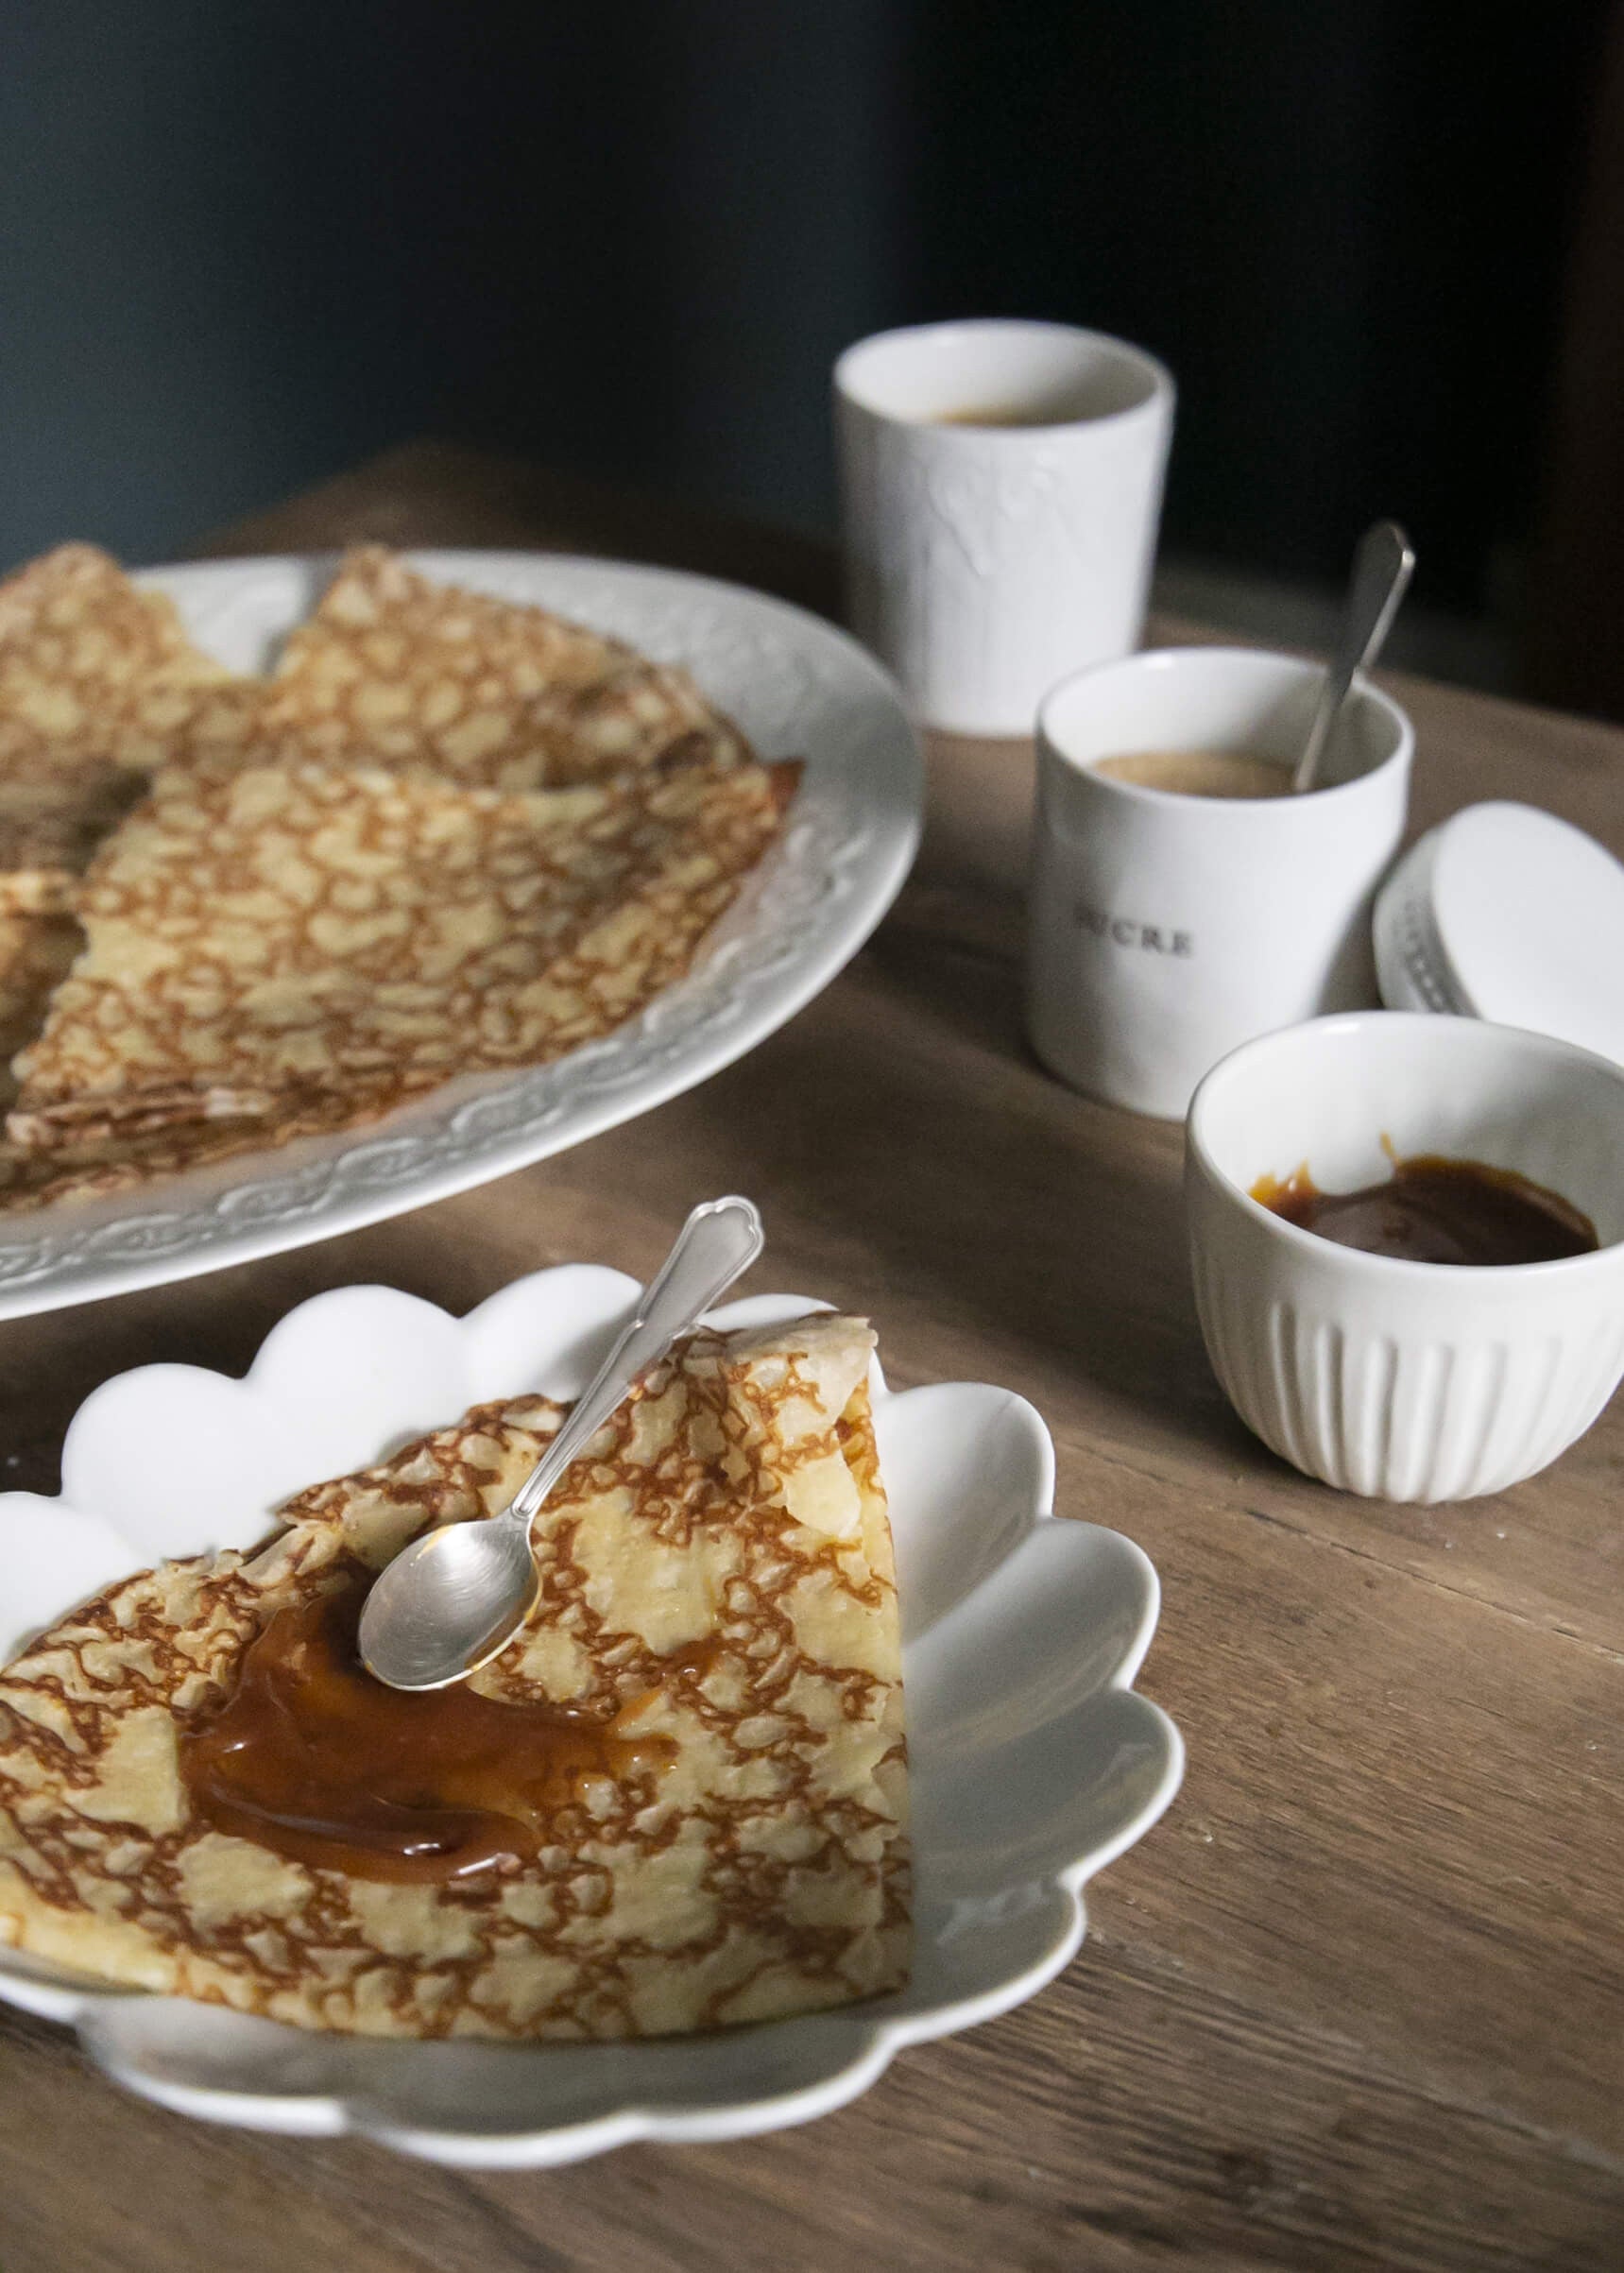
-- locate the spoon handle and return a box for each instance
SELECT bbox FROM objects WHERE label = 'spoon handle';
[506,1196,764,1530]
[1291,520,1415,795]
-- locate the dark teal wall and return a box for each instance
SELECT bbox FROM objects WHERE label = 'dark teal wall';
[0,3,911,564]
[0,1,1602,610]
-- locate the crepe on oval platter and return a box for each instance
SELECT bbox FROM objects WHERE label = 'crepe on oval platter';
[8,750,794,1149]
[0,541,792,1209]
[262,544,751,790]
[0,542,278,914]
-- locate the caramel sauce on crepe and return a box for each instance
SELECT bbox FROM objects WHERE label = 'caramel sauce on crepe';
[0,1316,908,2042]
[180,1571,681,1884]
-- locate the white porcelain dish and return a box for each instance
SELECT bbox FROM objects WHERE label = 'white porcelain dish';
[0,551,921,1322]
[0,1265,1182,2168]
[1187,1012,1624,1502]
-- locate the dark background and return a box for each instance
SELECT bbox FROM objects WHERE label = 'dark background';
[0,2,1608,632]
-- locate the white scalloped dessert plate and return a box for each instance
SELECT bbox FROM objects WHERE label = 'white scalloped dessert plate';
[0,1266,1182,2168]
[0,551,921,1319]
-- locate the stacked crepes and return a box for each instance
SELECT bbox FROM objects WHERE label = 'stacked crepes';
[0,545,794,1212]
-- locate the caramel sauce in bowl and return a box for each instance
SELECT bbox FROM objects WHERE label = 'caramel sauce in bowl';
[1250,1153,1598,1267]
[180,1568,679,1883]
[1184,1012,1624,1501]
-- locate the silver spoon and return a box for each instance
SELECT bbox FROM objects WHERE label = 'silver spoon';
[1291,520,1415,795]
[358,1195,764,1691]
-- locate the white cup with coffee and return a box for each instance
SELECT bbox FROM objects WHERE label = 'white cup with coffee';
[834,318,1174,735]
[1027,646,1413,1119]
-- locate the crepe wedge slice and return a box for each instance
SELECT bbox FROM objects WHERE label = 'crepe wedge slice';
[0,1314,909,2041]
[262,546,751,790]
[0,544,277,912]
[7,750,795,1149]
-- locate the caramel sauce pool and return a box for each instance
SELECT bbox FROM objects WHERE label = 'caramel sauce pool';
[1251,1152,1599,1266]
[180,1570,683,1883]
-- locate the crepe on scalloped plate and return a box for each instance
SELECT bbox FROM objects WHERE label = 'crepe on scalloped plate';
[0,1311,906,2043]
[0,1268,1180,2166]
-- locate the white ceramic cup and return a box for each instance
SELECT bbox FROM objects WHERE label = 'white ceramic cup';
[834,318,1174,736]
[1186,1013,1624,1502]
[1027,646,1413,1119]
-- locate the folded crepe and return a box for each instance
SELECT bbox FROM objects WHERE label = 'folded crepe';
[0,1314,909,2040]
[0,545,275,911]
[262,546,750,790]
[7,750,795,1148]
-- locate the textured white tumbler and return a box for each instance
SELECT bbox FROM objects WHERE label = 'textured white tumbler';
[835,319,1174,736]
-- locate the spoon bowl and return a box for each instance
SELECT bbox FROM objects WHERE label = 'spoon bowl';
[358,1195,764,1691]
[359,1519,542,1693]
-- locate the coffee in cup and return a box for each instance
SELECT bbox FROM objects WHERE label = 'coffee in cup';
[1093,750,1288,799]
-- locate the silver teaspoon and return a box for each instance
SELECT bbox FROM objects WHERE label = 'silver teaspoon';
[358,1194,764,1691]
[1291,520,1415,795]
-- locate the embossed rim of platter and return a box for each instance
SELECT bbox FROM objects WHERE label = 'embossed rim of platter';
[0,1268,1184,2167]
[0,551,922,1318]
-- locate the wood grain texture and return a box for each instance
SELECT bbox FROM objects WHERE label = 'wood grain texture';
[0,445,1618,2273]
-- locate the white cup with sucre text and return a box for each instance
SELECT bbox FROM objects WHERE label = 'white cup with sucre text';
[1026,646,1413,1119]
[834,318,1174,736]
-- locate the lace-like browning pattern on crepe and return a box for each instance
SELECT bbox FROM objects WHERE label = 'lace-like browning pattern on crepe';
[0,1316,909,2041]
[0,545,279,911]
[262,547,751,790]
[8,752,795,1148]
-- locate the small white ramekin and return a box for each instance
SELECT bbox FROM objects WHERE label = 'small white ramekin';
[1185,1013,1624,1502]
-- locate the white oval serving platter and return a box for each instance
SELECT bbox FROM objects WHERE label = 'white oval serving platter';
[0,550,921,1320]
[0,1265,1183,2168]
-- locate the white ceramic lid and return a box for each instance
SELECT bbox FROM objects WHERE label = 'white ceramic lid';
[1375,801,1624,1065]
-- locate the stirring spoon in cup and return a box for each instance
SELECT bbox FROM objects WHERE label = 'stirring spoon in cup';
[1292,520,1415,795]
[358,1195,764,1692]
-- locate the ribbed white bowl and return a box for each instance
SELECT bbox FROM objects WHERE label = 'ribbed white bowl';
[1186,1014,1624,1502]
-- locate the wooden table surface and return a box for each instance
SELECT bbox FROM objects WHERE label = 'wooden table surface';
[1,443,1620,2273]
